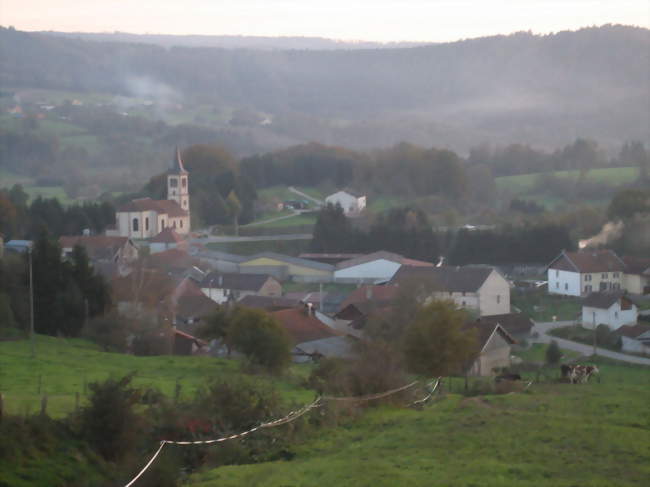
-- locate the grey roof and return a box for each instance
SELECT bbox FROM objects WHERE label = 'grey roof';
[238,295,301,310]
[169,147,188,174]
[294,336,356,359]
[200,272,274,291]
[189,248,246,263]
[391,265,494,293]
[582,291,628,309]
[241,252,334,272]
[475,313,534,336]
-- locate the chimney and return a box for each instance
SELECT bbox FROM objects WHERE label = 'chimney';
[366,286,373,300]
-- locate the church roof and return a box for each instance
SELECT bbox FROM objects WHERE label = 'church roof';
[117,198,188,217]
[168,147,188,175]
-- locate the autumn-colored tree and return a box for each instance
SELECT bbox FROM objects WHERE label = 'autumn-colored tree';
[403,300,478,377]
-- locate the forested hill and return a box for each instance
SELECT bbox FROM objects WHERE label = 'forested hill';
[1,25,649,149]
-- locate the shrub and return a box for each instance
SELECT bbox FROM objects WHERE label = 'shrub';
[546,340,562,365]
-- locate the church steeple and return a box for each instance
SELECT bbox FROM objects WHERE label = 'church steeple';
[167,147,190,212]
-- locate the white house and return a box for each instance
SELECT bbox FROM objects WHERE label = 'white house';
[581,292,637,330]
[333,251,433,284]
[614,324,650,354]
[546,250,625,297]
[108,148,191,238]
[325,190,366,216]
[391,265,511,317]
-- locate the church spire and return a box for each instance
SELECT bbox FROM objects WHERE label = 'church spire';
[170,146,188,174]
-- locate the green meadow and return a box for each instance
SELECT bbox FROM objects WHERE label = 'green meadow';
[188,358,650,487]
[0,336,313,418]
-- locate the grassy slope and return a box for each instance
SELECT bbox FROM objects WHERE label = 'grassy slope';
[0,336,312,418]
[511,291,582,322]
[495,167,639,192]
[189,360,650,487]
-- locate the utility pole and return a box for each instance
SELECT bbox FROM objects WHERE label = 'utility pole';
[592,311,597,356]
[28,246,35,358]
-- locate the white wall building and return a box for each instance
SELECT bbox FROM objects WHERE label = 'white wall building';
[547,250,625,297]
[109,148,191,238]
[581,292,637,330]
[325,190,366,216]
[333,251,433,284]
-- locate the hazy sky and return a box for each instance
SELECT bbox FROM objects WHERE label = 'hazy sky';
[2,0,649,42]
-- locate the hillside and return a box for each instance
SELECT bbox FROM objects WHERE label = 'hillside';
[1,25,648,151]
[188,359,650,487]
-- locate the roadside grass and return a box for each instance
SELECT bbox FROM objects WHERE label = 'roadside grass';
[511,291,582,322]
[188,360,650,487]
[0,335,313,418]
[513,343,582,364]
[252,212,317,229]
[206,240,311,256]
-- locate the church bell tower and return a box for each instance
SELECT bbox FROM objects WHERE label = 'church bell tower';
[167,147,190,212]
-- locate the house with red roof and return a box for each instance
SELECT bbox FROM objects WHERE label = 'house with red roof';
[149,227,187,254]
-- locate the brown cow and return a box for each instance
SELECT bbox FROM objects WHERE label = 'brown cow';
[561,364,599,384]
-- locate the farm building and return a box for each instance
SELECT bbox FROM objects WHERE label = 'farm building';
[546,250,625,297]
[613,323,650,354]
[391,265,510,317]
[464,322,516,376]
[581,292,638,330]
[325,190,366,216]
[200,271,282,304]
[621,256,650,295]
[334,251,433,284]
[238,252,333,282]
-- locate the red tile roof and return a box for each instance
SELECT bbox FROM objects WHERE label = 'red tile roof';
[339,285,399,310]
[118,198,188,218]
[548,250,625,273]
[150,227,184,244]
[271,308,340,345]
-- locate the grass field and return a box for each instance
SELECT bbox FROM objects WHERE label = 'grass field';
[495,167,639,193]
[252,213,318,229]
[0,336,313,418]
[511,291,582,322]
[188,358,650,487]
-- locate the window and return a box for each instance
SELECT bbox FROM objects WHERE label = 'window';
[161,219,165,228]
[496,295,501,304]
[614,311,618,319]
[602,273,607,279]
[461,300,466,306]
[132,218,139,232]
[564,283,568,290]
[145,217,149,231]
[181,177,187,188]
[613,272,619,278]
[169,178,178,187]
[584,274,592,282]
[585,285,592,293]
[180,220,183,228]
[556,270,559,277]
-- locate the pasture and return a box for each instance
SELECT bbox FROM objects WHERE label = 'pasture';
[188,358,650,487]
[0,336,313,418]
[495,167,639,193]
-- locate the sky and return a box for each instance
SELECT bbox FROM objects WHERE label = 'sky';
[2,0,649,42]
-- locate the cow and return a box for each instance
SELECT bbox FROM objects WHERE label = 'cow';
[560,364,599,384]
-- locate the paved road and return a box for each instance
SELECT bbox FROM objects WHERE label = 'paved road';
[532,320,650,366]
[289,186,324,206]
[191,233,312,244]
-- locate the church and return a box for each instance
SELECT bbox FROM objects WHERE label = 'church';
[108,149,191,239]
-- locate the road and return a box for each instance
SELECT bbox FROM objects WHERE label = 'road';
[531,320,650,366]
[191,233,312,244]
[288,186,324,206]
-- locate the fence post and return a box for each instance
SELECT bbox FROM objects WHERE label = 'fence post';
[40,394,48,416]
[0,393,3,424]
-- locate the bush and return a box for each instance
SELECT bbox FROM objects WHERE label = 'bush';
[228,308,291,373]
[545,340,562,365]
[82,312,131,352]
[77,374,143,461]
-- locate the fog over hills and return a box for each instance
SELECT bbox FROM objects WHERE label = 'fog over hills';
[1,25,648,152]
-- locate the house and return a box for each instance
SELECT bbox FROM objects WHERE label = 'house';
[237,295,301,311]
[334,251,433,284]
[3,240,33,254]
[613,323,650,354]
[338,284,400,311]
[333,301,393,338]
[622,256,650,295]
[464,322,516,376]
[173,293,220,328]
[59,235,139,266]
[546,250,625,297]
[200,272,282,304]
[299,253,364,265]
[238,252,334,282]
[108,148,191,238]
[472,313,534,343]
[149,228,187,254]
[581,292,638,330]
[285,291,348,314]
[270,306,353,362]
[325,190,367,216]
[391,266,510,316]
